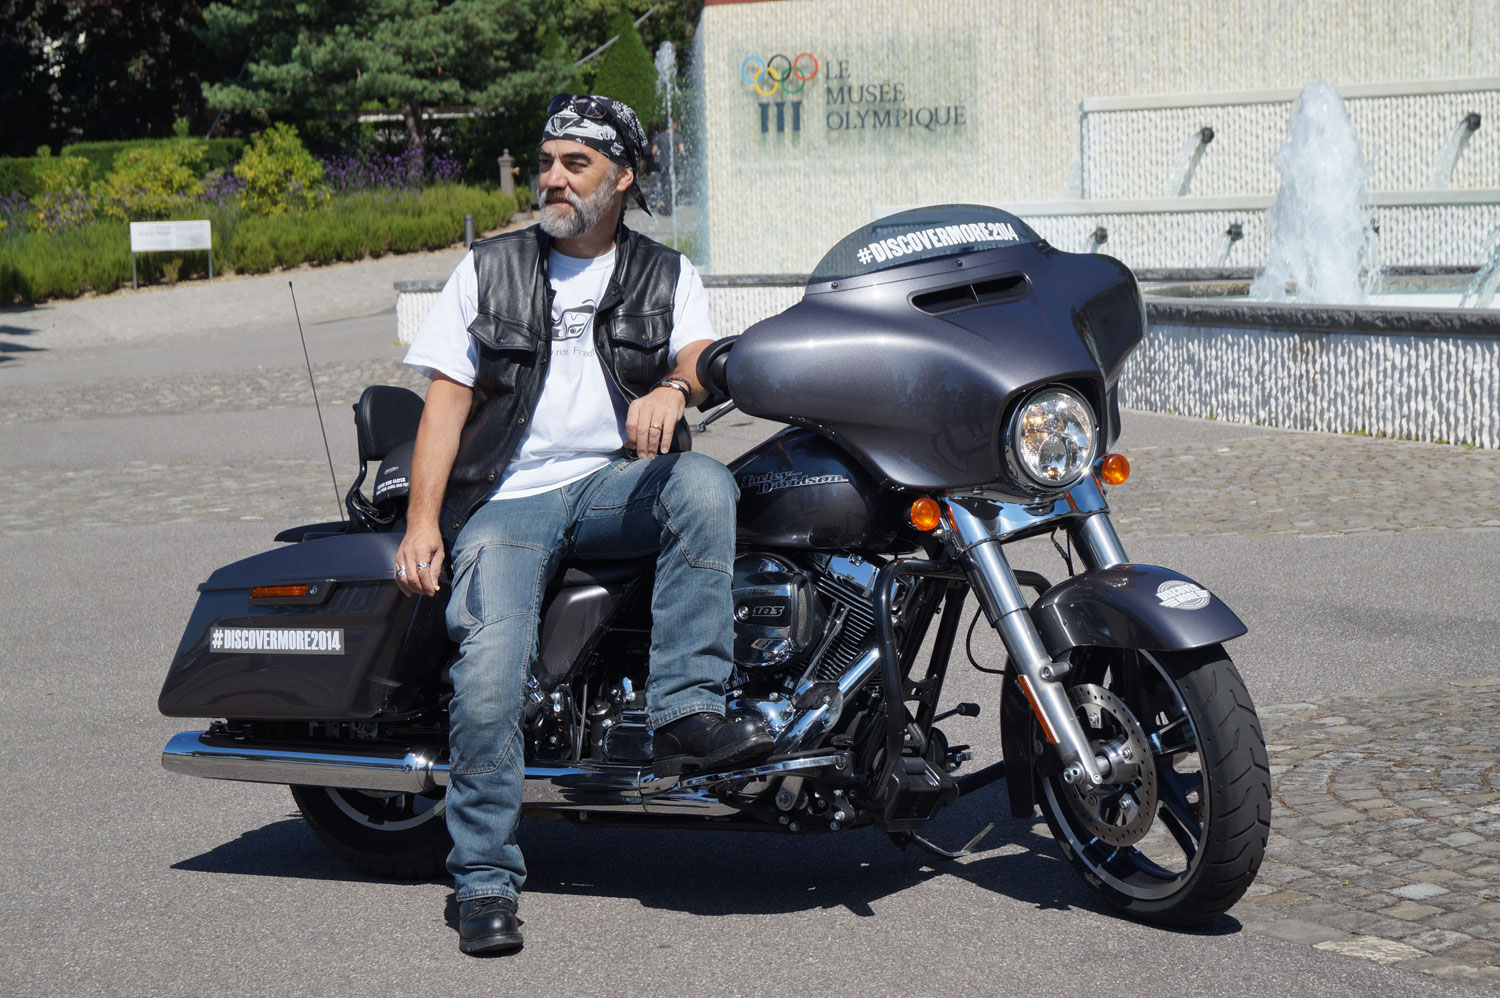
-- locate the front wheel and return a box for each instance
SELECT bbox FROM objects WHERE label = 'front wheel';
[1035,644,1270,926]
[291,785,450,879]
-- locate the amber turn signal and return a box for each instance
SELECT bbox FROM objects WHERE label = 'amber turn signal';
[908,497,943,532]
[1098,453,1130,486]
[250,584,310,599]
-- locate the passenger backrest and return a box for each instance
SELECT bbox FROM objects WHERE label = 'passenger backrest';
[353,385,425,462]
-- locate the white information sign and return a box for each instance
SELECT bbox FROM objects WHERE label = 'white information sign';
[128,219,213,288]
[129,219,212,252]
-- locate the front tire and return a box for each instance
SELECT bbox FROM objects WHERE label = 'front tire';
[291,785,450,879]
[1035,644,1270,926]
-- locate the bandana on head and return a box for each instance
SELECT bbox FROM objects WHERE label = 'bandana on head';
[542,94,652,214]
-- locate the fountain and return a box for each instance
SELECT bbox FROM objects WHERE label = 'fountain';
[1163,126,1214,197]
[1428,112,1482,189]
[1209,222,1244,268]
[1460,226,1500,309]
[1249,83,1379,304]
[653,41,682,247]
[1129,83,1499,448]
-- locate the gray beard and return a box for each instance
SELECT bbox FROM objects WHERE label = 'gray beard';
[539,177,618,239]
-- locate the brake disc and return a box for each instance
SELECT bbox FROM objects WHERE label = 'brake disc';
[1059,683,1157,848]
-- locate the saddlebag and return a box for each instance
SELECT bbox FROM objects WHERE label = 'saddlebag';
[158,532,450,720]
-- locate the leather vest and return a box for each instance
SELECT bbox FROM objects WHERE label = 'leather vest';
[441,222,686,536]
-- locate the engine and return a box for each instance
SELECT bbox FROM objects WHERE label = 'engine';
[541,550,900,767]
[731,550,888,682]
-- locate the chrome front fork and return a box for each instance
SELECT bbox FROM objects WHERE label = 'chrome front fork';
[945,487,1126,788]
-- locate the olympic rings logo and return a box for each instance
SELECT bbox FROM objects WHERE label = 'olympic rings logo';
[740,52,819,96]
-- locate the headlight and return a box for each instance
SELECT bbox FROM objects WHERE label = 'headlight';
[1009,388,1097,488]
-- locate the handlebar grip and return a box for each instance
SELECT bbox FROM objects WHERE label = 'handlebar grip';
[694,336,738,408]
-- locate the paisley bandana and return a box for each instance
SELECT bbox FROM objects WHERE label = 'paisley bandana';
[542,94,651,214]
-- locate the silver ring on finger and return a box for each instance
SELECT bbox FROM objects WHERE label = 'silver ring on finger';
[395,565,407,579]
[416,561,430,570]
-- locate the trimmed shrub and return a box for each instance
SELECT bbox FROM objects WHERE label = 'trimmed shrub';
[0,220,131,302]
[234,124,327,216]
[228,228,277,274]
[590,12,660,124]
[35,156,91,194]
[60,138,246,183]
[1,183,516,304]
[95,142,208,221]
[0,157,43,198]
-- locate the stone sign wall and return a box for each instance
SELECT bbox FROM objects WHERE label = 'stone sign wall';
[698,0,1500,274]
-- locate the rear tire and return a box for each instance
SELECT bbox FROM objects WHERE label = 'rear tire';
[291,785,450,880]
[1036,644,1270,926]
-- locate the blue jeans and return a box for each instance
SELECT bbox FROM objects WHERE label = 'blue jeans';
[442,451,738,903]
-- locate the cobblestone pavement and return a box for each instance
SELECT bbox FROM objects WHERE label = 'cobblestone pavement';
[1240,678,1500,990]
[5,304,1500,991]
[4,355,1499,537]
[0,356,428,426]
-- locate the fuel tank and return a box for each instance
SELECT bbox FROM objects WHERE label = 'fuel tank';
[729,427,902,550]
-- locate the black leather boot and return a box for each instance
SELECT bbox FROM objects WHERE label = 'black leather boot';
[458,896,524,955]
[653,712,774,776]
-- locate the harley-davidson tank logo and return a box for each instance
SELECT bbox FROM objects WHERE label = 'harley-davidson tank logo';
[1155,581,1212,610]
[210,627,345,654]
[735,470,851,495]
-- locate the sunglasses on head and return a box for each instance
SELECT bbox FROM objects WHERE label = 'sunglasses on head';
[547,94,614,121]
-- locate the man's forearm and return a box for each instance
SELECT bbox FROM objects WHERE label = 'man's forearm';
[665,340,713,406]
[408,376,473,528]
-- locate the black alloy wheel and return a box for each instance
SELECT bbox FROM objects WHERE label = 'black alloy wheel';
[291,785,450,879]
[1035,644,1271,926]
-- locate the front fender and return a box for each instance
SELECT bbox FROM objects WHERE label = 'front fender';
[1029,564,1245,658]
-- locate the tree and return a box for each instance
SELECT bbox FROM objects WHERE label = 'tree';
[589,10,657,125]
[200,0,570,157]
[1,1,215,157]
[548,0,704,64]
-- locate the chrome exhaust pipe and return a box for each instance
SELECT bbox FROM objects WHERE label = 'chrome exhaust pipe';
[163,731,844,820]
[162,731,446,794]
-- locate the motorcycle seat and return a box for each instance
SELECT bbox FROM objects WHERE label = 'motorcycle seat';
[551,558,651,589]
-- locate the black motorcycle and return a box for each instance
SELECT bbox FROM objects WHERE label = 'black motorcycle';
[160,204,1269,926]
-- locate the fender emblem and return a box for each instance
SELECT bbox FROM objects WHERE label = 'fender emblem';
[1156,581,1211,610]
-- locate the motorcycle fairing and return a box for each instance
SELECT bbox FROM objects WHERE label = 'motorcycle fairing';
[726,209,1143,491]
[1028,564,1247,657]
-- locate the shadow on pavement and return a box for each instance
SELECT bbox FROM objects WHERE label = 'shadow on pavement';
[169,816,407,884]
[168,789,1242,939]
[0,325,45,364]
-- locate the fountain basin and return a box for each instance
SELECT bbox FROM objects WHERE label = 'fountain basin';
[1136,274,1500,447]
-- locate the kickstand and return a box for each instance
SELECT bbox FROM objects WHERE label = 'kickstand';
[891,822,995,861]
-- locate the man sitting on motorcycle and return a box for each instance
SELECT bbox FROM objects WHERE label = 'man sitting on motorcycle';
[393,93,773,956]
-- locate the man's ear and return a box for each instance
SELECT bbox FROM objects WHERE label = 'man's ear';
[615,166,635,194]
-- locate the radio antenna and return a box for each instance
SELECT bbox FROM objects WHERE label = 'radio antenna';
[289,281,344,519]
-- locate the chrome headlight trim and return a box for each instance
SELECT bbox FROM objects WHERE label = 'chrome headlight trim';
[1006,386,1098,491]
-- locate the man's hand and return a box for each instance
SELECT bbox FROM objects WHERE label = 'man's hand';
[395,521,445,597]
[625,385,687,459]
[393,373,471,597]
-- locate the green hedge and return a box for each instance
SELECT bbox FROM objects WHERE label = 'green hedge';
[0,157,43,198]
[58,138,247,184]
[1,140,248,197]
[0,184,515,304]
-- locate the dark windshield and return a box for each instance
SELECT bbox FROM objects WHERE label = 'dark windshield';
[809,204,1041,285]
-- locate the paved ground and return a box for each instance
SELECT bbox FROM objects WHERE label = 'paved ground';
[2,249,1500,996]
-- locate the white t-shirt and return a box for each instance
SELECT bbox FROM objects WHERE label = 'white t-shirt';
[404,244,714,501]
